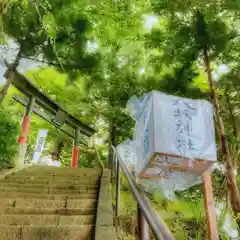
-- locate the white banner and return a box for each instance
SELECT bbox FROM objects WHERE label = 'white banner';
[127,91,217,172]
[32,129,48,163]
[126,91,217,192]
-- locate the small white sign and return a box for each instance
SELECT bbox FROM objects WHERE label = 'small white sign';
[33,129,48,163]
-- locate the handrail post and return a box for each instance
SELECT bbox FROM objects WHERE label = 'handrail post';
[112,145,176,240]
[115,158,120,232]
[111,151,115,181]
[137,204,149,240]
[203,171,219,240]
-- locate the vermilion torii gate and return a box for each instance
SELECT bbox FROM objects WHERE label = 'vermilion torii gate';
[7,70,95,168]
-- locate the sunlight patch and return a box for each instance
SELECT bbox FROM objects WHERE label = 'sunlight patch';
[143,15,158,30]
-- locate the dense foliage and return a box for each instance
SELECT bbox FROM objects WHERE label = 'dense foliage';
[0,107,19,169]
[0,0,240,238]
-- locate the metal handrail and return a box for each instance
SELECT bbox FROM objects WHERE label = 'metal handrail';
[112,145,175,240]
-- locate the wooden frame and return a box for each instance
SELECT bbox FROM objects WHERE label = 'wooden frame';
[138,152,219,240]
[139,152,213,179]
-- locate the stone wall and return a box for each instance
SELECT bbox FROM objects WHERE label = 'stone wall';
[95,169,116,240]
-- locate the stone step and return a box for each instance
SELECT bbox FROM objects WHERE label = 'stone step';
[0,183,98,190]
[14,173,101,179]
[0,192,97,200]
[27,165,101,172]
[0,198,97,209]
[0,178,100,185]
[0,207,96,216]
[0,214,94,225]
[0,167,102,239]
[20,199,96,209]
[0,199,16,208]
[18,167,102,176]
[48,188,97,195]
[0,186,97,194]
[6,175,100,182]
[0,225,93,240]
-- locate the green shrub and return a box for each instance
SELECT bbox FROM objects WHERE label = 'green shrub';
[0,108,19,169]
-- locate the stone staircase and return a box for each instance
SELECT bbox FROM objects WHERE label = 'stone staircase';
[0,165,103,240]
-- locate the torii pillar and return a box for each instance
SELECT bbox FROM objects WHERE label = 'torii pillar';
[16,96,35,168]
[71,128,80,168]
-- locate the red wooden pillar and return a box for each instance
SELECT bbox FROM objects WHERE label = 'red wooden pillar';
[71,128,79,168]
[18,115,31,144]
[18,96,35,144]
[203,171,219,240]
[17,96,35,168]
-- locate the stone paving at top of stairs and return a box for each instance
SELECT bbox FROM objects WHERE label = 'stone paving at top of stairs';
[0,165,102,240]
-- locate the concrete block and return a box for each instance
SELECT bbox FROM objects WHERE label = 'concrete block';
[101,169,111,178]
[95,226,116,240]
[96,205,114,226]
[95,168,116,240]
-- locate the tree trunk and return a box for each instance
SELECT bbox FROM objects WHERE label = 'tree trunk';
[235,92,240,138]
[0,46,22,104]
[108,120,113,169]
[203,45,240,213]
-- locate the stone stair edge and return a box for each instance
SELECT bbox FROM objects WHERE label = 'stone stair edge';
[0,197,98,202]
[0,224,94,239]
[0,214,95,217]
[0,224,94,226]
[28,165,101,169]
[19,172,102,176]
[0,167,27,181]
[0,214,95,226]
[1,178,100,184]
[5,176,101,181]
[0,187,97,193]
[0,192,97,199]
[0,183,98,188]
[23,167,102,174]
[0,207,97,215]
